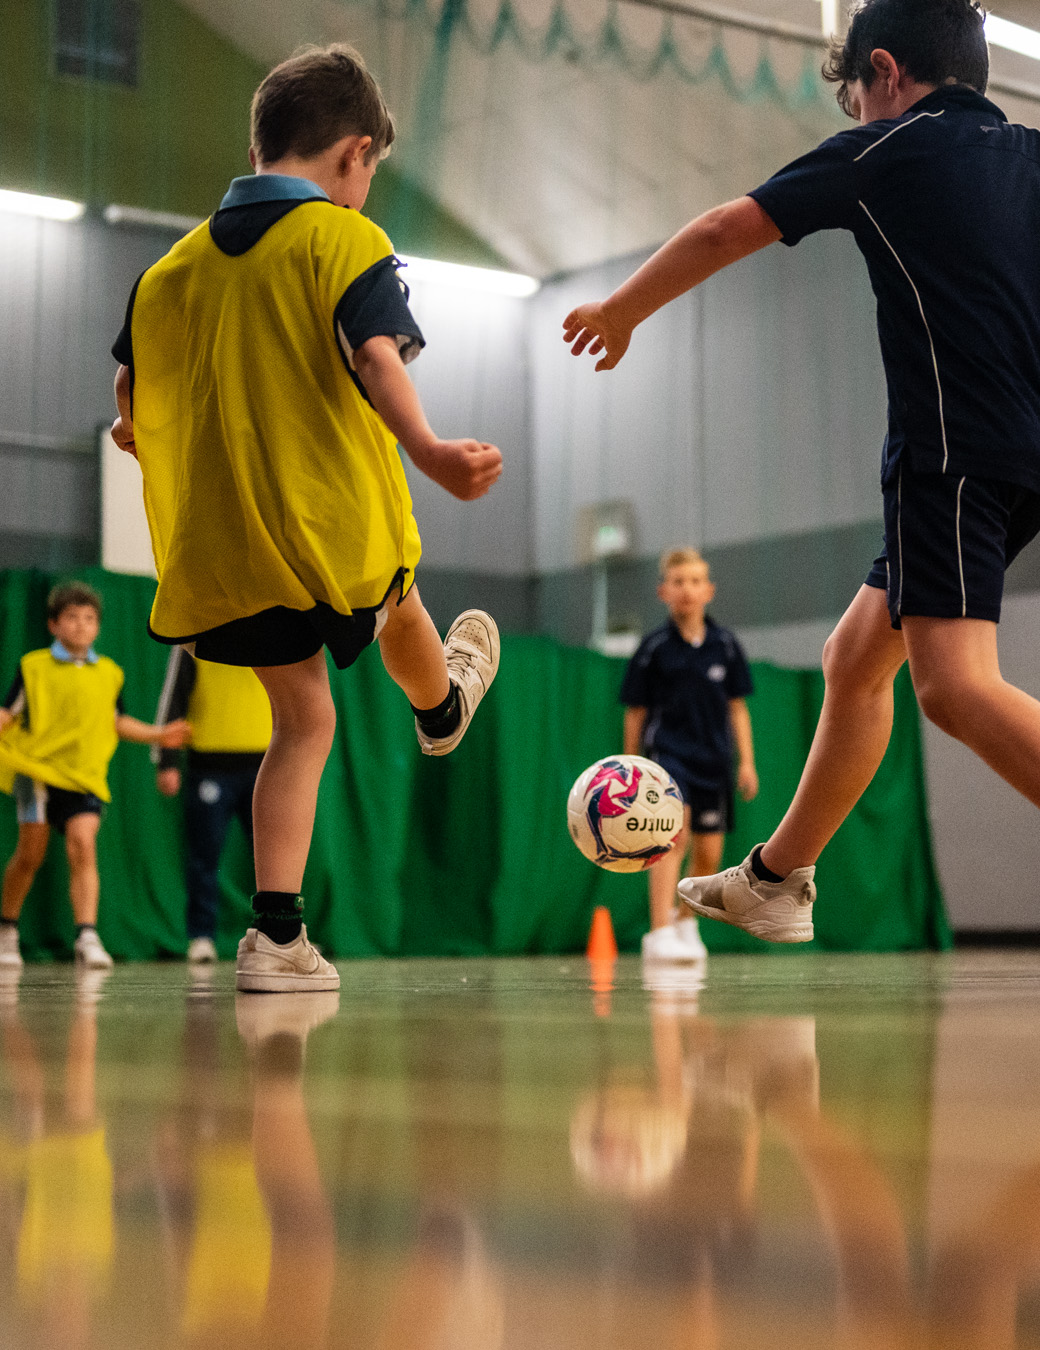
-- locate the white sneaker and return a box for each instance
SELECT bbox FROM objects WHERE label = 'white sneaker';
[641,914,708,963]
[416,610,500,756]
[186,936,218,964]
[235,924,340,993]
[73,927,114,969]
[0,925,22,969]
[678,849,815,943]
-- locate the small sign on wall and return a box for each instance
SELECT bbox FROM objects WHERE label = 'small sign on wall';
[98,424,155,577]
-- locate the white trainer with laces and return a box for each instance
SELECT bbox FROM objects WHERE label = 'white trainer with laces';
[187,936,218,964]
[0,925,22,969]
[678,849,815,943]
[641,913,708,964]
[416,610,500,757]
[74,927,114,969]
[236,924,340,993]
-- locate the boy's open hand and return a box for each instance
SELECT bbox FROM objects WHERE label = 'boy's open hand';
[414,439,503,501]
[157,719,192,749]
[562,302,632,371]
[737,763,759,802]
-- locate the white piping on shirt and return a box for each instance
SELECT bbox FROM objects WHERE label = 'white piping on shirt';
[853,110,945,161]
[858,200,951,473]
[955,476,967,617]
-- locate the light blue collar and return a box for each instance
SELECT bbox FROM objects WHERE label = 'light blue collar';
[51,640,98,665]
[219,175,330,210]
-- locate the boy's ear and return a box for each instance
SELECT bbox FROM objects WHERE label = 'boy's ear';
[46,617,58,636]
[705,580,716,604]
[248,146,258,170]
[656,580,667,603]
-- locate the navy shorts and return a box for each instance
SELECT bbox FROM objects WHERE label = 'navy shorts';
[650,756,733,834]
[13,776,103,833]
[865,464,1040,629]
[152,571,410,670]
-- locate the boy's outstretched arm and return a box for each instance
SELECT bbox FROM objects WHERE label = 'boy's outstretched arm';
[115,714,191,748]
[563,197,781,371]
[353,335,502,501]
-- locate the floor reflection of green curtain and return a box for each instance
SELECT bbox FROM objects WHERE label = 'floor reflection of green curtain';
[0,568,948,961]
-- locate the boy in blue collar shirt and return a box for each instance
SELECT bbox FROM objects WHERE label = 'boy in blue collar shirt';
[566,0,1040,942]
[622,550,758,962]
[0,583,190,968]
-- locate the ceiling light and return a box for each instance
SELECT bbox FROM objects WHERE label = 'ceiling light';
[986,14,1040,62]
[397,254,540,297]
[0,188,84,221]
[104,204,205,232]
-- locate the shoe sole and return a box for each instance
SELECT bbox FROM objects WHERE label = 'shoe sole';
[236,969,341,993]
[681,894,813,943]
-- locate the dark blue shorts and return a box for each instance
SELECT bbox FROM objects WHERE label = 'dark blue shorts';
[865,464,1040,629]
[649,755,733,834]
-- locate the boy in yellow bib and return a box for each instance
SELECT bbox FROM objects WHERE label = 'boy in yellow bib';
[0,583,191,968]
[111,45,503,992]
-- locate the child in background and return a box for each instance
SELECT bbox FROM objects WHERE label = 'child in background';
[0,582,191,968]
[112,44,502,992]
[621,550,758,962]
[153,650,272,964]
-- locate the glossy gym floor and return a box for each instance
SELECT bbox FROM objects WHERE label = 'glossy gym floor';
[1,949,1039,1349]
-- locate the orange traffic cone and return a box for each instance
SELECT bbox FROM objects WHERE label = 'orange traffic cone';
[586,906,618,960]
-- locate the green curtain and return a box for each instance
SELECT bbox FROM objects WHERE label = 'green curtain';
[0,567,949,961]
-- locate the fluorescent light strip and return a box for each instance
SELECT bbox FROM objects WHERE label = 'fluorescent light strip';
[0,188,84,221]
[986,14,1040,62]
[104,203,205,233]
[397,253,539,297]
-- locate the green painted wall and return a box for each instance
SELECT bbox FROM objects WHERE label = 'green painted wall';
[1,0,502,263]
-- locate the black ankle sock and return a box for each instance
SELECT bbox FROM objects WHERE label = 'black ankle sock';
[0,918,18,930]
[411,683,461,739]
[750,845,786,884]
[75,924,96,937]
[252,891,303,945]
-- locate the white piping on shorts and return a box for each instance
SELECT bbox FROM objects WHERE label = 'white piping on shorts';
[955,475,967,617]
[891,461,896,615]
[853,110,945,161]
[858,200,950,473]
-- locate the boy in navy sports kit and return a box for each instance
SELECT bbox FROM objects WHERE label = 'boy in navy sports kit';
[565,0,1040,941]
[621,550,758,962]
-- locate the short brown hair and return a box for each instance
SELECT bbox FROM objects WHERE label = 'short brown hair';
[659,548,709,579]
[47,582,102,622]
[250,44,395,166]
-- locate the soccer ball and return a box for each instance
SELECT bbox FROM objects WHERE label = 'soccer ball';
[567,755,684,873]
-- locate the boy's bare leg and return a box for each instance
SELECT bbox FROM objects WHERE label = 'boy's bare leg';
[690,832,724,877]
[759,586,907,877]
[902,615,1040,807]
[1,823,50,920]
[252,652,337,892]
[64,814,101,925]
[649,809,691,928]
[377,585,450,708]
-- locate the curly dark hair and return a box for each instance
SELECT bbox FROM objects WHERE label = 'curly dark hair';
[47,581,102,622]
[823,0,988,117]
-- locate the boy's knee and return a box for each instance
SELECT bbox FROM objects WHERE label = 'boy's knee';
[913,674,969,736]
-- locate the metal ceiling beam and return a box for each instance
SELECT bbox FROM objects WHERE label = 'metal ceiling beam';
[620,0,1040,104]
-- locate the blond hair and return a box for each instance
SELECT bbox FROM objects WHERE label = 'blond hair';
[659,547,709,579]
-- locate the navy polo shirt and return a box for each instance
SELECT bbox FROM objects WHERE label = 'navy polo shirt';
[620,617,753,790]
[749,86,1040,492]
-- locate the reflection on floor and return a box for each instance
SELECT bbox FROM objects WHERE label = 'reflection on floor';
[0,951,1039,1347]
